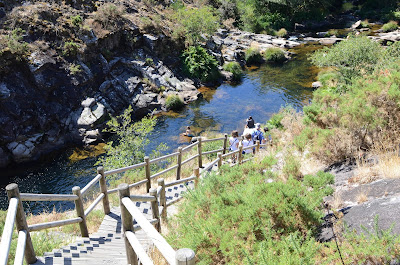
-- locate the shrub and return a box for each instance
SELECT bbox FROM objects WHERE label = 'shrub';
[275,28,288,37]
[71,15,83,27]
[145,57,154,66]
[317,69,341,89]
[382,21,398,32]
[327,29,339,36]
[93,3,125,30]
[182,46,220,83]
[360,20,370,28]
[69,64,81,75]
[245,47,263,65]
[0,28,29,60]
[311,36,382,83]
[223,62,242,81]
[281,152,301,179]
[263,47,286,63]
[63,41,80,57]
[166,95,184,111]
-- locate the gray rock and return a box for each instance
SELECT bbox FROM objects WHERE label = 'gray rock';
[0,82,11,100]
[143,34,159,51]
[28,52,56,72]
[81,98,96,108]
[351,20,361,29]
[319,38,342,45]
[312,81,322,89]
[77,102,105,126]
[316,32,329,37]
[221,70,234,81]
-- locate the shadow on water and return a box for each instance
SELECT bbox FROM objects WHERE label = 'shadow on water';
[0,43,323,213]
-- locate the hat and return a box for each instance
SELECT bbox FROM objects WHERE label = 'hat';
[255,123,261,129]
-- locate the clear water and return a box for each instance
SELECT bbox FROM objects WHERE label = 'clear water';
[0,43,320,213]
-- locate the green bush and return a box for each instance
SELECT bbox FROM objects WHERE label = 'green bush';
[182,46,220,83]
[145,57,154,66]
[275,28,288,37]
[360,20,371,28]
[63,41,80,57]
[245,47,263,65]
[223,62,242,81]
[0,28,29,60]
[317,69,341,89]
[263,47,286,63]
[382,21,398,32]
[166,94,184,111]
[71,15,83,27]
[327,29,339,36]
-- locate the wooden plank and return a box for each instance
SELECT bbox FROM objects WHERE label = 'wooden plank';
[125,231,154,265]
[104,162,146,176]
[19,193,78,202]
[122,198,176,264]
[149,152,179,164]
[202,137,225,143]
[129,195,156,202]
[150,165,178,179]
[221,149,239,158]
[181,141,199,152]
[13,230,27,265]
[133,219,158,232]
[201,158,219,173]
[107,179,148,194]
[181,154,199,166]
[28,217,82,232]
[166,196,185,207]
[242,144,256,151]
[0,197,18,265]
[202,148,224,155]
[81,174,102,196]
[165,175,196,188]
[84,193,105,217]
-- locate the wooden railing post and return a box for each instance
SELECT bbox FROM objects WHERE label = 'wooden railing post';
[198,137,203,168]
[6,184,37,265]
[118,183,137,265]
[72,186,89,237]
[176,248,196,265]
[144,156,151,193]
[256,140,260,154]
[194,168,200,188]
[223,133,228,154]
[217,152,222,169]
[157,178,167,223]
[238,143,243,165]
[177,147,183,180]
[150,188,161,232]
[97,166,110,215]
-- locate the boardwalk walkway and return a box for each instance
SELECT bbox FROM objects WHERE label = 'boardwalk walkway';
[31,179,197,265]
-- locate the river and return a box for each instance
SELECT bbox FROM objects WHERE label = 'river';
[0,43,320,213]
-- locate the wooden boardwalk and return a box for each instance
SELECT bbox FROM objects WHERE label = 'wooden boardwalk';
[31,180,196,265]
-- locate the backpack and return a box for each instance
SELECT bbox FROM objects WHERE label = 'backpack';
[253,131,261,144]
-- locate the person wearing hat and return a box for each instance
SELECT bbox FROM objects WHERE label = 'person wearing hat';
[251,123,265,144]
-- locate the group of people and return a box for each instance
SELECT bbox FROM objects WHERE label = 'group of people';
[228,116,271,161]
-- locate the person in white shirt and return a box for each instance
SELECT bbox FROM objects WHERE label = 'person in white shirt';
[229,130,239,163]
[242,133,253,154]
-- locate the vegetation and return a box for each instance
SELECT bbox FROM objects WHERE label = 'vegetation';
[93,3,125,30]
[165,95,184,111]
[145,57,154,66]
[63,41,80,57]
[263,47,286,63]
[71,15,83,27]
[182,46,220,83]
[223,62,242,81]
[0,28,29,60]
[382,21,398,32]
[69,63,81,75]
[244,47,263,65]
[275,28,288,37]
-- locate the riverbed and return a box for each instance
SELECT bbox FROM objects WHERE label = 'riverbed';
[0,43,320,212]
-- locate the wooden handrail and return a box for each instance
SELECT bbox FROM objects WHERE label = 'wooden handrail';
[149,152,179,164]
[122,197,176,264]
[150,165,178,179]
[165,175,197,188]
[107,179,148,194]
[19,193,78,202]
[129,194,156,202]
[202,148,224,156]
[13,230,27,265]
[181,154,199,166]
[125,231,154,265]
[181,141,199,152]
[84,193,105,217]
[28,217,82,232]
[81,174,102,196]
[0,198,18,265]
[104,162,146,176]
[201,137,225,143]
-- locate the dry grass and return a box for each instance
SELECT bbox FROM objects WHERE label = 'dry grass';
[331,191,344,210]
[356,189,369,204]
[148,247,169,265]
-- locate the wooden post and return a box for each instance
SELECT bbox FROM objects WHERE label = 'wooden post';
[157,178,167,223]
[118,183,137,265]
[72,186,89,237]
[223,133,228,154]
[238,144,243,165]
[144,156,151,193]
[194,168,200,188]
[256,140,260,154]
[150,188,161,232]
[217,152,222,169]
[176,248,196,265]
[6,184,37,265]
[97,166,110,214]
[198,137,203,168]
[177,147,183,180]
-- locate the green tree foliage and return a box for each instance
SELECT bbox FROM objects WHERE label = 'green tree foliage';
[97,106,164,170]
[172,6,220,45]
[311,36,382,83]
[182,46,220,82]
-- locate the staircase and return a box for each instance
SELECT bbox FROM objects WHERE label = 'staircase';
[32,180,196,265]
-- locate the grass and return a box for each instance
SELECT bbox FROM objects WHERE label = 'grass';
[263,47,286,63]
[165,94,184,111]
[382,21,398,33]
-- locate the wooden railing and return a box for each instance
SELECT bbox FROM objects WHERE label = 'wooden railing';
[0,133,268,265]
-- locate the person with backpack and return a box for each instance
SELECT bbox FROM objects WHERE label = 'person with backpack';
[252,123,265,144]
[229,130,239,163]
